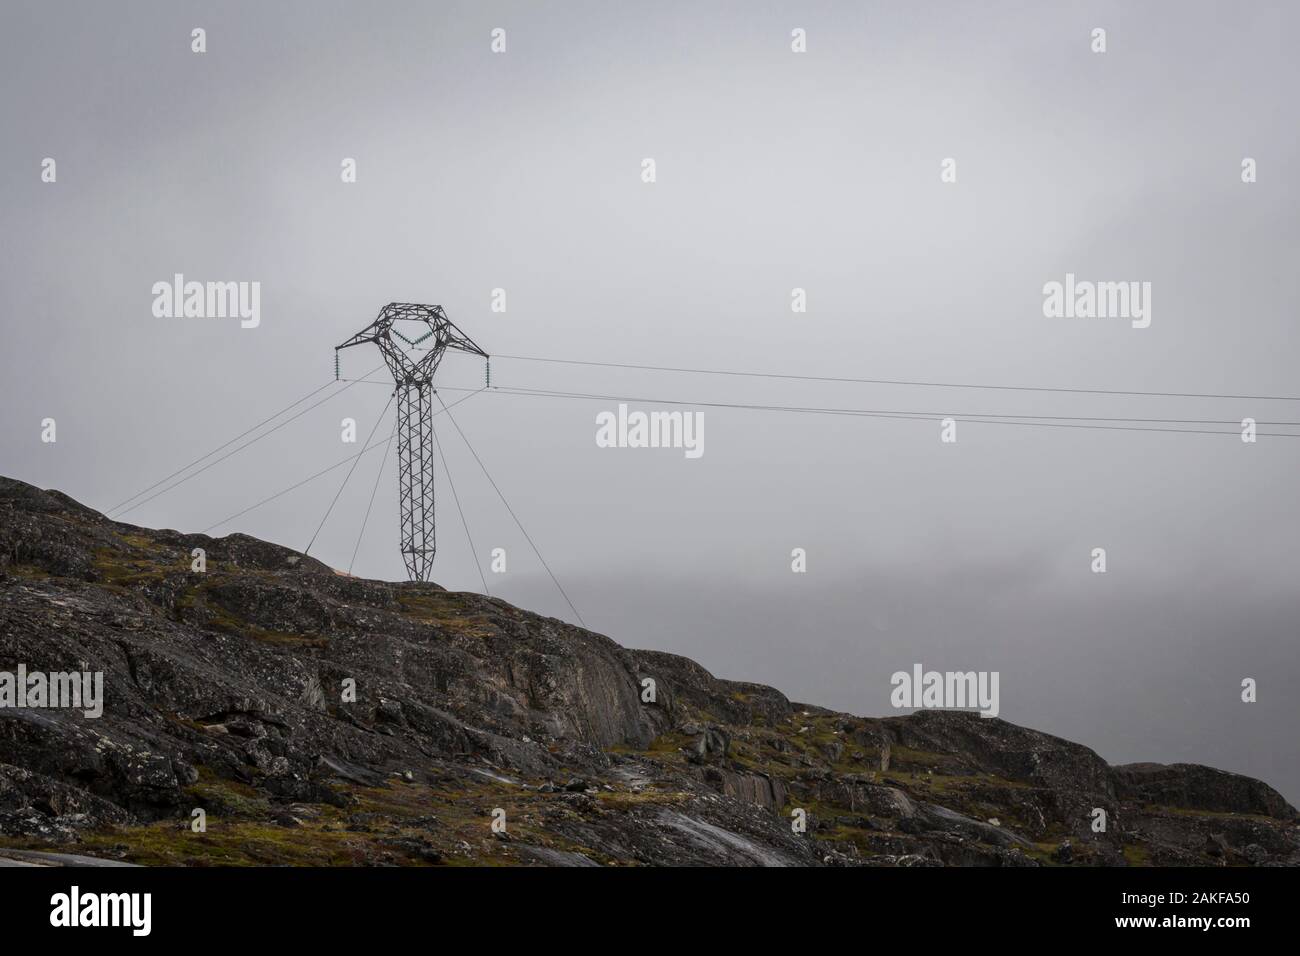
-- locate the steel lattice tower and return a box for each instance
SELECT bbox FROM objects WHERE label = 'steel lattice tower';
[336,303,487,581]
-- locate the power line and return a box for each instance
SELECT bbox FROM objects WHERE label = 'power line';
[346,376,1300,429]
[203,435,387,533]
[421,383,1300,439]
[348,417,398,575]
[305,392,396,556]
[201,389,482,535]
[433,390,587,627]
[105,379,339,516]
[430,417,490,596]
[113,368,383,520]
[487,353,1300,404]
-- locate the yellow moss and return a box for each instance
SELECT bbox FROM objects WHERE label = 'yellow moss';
[644,732,690,755]
[1122,843,1151,866]
[397,594,496,637]
[173,588,327,647]
[5,563,53,579]
[92,548,171,586]
[70,820,395,867]
[596,790,690,808]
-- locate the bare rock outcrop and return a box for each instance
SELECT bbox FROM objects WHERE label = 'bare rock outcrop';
[0,477,1295,867]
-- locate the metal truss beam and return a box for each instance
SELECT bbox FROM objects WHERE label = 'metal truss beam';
[336,303,487,582]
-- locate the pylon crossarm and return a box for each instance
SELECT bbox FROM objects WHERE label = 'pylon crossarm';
[440,318,488,359]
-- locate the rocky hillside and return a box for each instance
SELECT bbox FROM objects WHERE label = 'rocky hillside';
[0,476,1295,866]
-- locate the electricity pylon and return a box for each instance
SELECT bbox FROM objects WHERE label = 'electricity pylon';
[336,303,487,582]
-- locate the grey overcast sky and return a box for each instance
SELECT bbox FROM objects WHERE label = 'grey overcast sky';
[2,1,1298,801]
